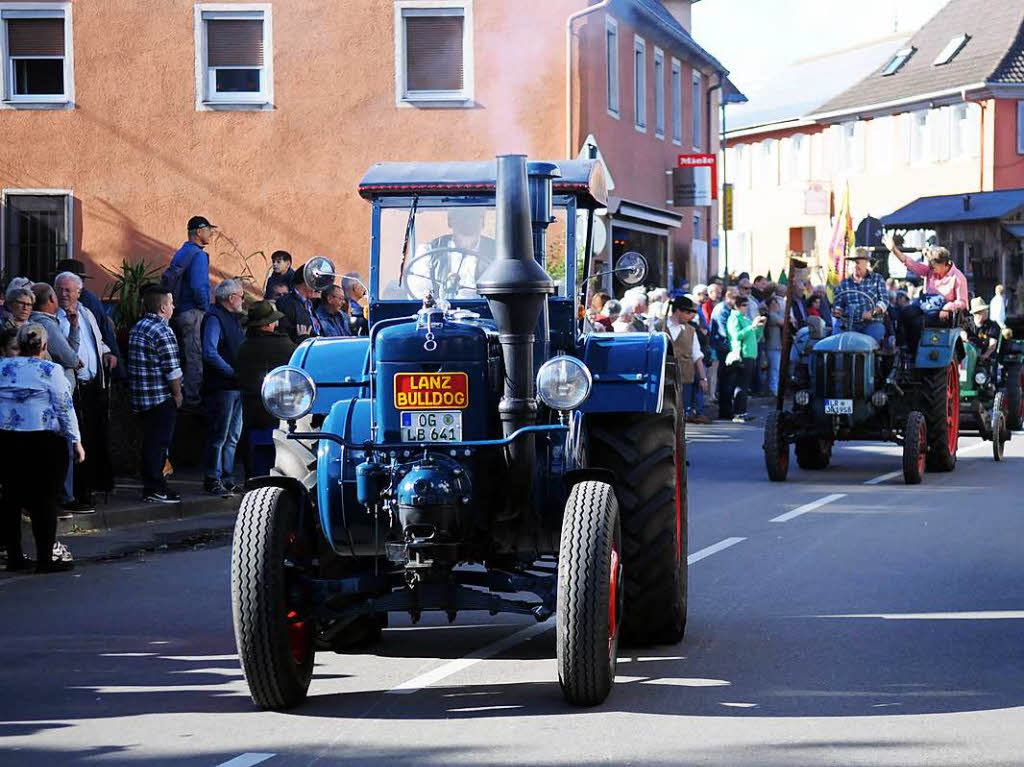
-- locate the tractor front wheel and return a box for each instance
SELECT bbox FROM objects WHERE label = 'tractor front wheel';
[1005,364,1023,431]
[921,363,959,472]
[231,486,316,710]
[903,411,926,484]
[764,411,790,481]
[992,392,1008,461]
[557,480,622,707]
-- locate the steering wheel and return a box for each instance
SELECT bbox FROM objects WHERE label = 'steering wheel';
[832,287,885,333]
[401,246,487,300]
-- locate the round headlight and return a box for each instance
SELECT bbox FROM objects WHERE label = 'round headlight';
[261,366,316,421]
[795,390,810,406]
[871,390,888,408]
[536,356,592,411]
[974,371,988,385]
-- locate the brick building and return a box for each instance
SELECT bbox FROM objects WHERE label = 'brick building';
[0,0,738,299]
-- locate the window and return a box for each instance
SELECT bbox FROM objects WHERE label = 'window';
[692,71,702,150]
[605,15,619,117]
[633,35,646,131]
[1018,101,1024,155]
[872,116,892,169]
[195,4,273,110]
[781,134,809,183]
[909,110,928,164]
[395,1,473,106]
[950,104,978,158]
[653,48,664,138]
[760,139,778,186]
[670,57,682,144]
[882,47,915,76]
[929,107,950,162]
[934,34,969,66]
[2,191,70,281]
[842,120,864,171]
[1,3,73,107]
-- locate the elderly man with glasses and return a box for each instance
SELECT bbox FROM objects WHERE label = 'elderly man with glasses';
[200,279,246,496]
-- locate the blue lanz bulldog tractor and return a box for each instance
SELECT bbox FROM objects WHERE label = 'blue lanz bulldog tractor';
[230,155,687,709]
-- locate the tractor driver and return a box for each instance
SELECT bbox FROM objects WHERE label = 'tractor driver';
[964,297,1001,365]
[832,248,888,342]
[413,207,496,299]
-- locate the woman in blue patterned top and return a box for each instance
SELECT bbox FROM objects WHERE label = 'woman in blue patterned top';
[0,323,83,573]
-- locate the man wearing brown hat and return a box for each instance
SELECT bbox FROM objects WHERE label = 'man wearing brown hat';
[235,301,296,476]
[665,295,710,424]
[832,248,888,342]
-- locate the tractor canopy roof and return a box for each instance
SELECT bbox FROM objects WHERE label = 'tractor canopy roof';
[813,331,879,353]
[358,159,607,208]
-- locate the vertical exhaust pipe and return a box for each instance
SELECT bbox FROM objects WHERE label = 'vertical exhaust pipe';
[478,155,555,519]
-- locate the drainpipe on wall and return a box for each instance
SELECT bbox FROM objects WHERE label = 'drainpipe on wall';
[706,72,723,278]
[565,0,612,158]
[961,88,987,193]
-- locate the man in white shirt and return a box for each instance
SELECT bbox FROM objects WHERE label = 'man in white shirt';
[990,284,1007,327]
[56,271,116,513]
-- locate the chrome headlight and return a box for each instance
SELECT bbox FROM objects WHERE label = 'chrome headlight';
[974,371,987,385]
[261,366,316,421]
[795,390,810,406]
[536,356,592,411]
[871,390,888,408]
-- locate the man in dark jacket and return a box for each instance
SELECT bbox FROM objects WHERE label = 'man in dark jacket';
[276,263,322,344]
[200,279,245,495]
[315,284,351,337]
[235,301,296,476]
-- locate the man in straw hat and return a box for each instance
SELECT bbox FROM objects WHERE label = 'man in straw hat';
[235,300,296,477]
[832,247,889,342]
[964,296,1000,364]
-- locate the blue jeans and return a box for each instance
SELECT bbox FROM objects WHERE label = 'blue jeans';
[683,382,705,416]
[203,390,242,483]
[140,399,178,494]
[853,320,886,342]
[766,349,782,395]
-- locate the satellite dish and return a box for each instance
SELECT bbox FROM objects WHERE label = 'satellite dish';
[615,252,647,285]
[304,256,336,292]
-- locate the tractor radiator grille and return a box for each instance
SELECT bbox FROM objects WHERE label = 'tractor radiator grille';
[815,353,866,400]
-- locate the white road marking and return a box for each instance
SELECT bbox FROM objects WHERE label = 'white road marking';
[816,610,1024,620]
[864,471,901,485]
[771,493,846,522]
[687,537,746,564]
[387,537,747,695]
[386,620,554,695]
[213,754,275,767]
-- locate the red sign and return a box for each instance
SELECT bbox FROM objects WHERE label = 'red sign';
[394,372,469,410]
[678,154,718,199]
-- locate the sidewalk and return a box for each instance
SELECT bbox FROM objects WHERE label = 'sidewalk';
[52,468,239,537]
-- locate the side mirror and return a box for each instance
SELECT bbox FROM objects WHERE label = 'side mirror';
[304,256,336,292]
[614,252,647,285]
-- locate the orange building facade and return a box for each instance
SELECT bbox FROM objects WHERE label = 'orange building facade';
[0,0,734,297]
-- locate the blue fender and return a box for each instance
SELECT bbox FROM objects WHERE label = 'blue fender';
[316,397,377,554]
[290,336,371,415]
[915,328,965,369]
[578,332,667,414]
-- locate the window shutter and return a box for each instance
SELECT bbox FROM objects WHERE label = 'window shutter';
[207,19,263,68]
[405,14,464,92]
[7,18,64,56]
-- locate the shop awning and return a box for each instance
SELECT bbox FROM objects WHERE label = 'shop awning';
[882,188,1024,227]
[607,197,682,229]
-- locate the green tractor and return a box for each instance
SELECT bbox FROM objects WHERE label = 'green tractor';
[1001,315,1024,431]
[957,334,1011,460]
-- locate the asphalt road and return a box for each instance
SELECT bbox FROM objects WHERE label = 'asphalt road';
[2,418,1024,766]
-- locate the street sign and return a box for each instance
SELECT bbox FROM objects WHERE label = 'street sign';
[722,182,734,230]
[673,154,717,206]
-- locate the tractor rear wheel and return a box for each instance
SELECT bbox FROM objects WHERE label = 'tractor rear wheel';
[921,363,959,472]
[795,437,832,470]
[1005,365,1023,431]
[589,364,686,645]
[231,486,315,710]
[902,411,926,485]
[764,411,790,481]
[557,480,622,707]
[992,392,1008,461]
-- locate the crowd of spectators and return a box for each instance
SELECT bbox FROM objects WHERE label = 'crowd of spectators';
[0,214,369,573]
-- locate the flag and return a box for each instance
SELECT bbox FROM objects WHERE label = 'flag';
[827,182,854,298]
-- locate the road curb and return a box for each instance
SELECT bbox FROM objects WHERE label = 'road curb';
[55,494,240,536]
